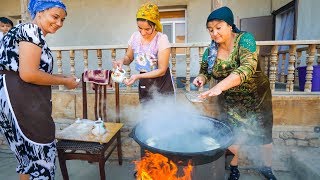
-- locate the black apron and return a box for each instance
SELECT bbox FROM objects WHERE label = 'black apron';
[138,67,174,103]
[0,71,55,143]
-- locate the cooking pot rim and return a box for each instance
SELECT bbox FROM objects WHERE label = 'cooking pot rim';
[130,115,235,156]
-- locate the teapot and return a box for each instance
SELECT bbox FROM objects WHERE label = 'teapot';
[91,118,107,136]
[111,67,127,83]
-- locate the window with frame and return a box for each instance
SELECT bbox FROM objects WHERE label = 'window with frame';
[160,9,186,54]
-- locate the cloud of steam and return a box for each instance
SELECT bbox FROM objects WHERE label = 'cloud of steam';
[123,91,234,153]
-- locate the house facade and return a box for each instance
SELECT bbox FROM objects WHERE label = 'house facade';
[1,0,319,167]
[1,0,319,47]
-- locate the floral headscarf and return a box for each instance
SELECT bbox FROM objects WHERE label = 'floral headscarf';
[136,2,162,32]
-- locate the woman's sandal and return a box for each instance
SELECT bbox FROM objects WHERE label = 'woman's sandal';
[258,166,277,180]
[228,165,240,180]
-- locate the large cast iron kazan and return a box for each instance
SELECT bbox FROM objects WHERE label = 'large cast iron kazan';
[130,115,234,165]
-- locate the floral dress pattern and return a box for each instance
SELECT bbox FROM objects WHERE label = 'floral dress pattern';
[200,32,273,145]
[0,23,56,179]
[129,31,175,102]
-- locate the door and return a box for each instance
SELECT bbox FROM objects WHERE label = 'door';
[240,16,274,74]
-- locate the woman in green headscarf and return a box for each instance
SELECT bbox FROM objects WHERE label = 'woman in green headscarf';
[193,6,277,180]
[113,2,175,103]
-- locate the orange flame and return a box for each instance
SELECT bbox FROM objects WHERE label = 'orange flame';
[134,151,193,180]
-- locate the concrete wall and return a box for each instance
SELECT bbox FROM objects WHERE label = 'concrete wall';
[0,0,20,25]
[272,0,292,11]
[2,0,320,44]
[224,0,271,20]
[0,0,20,17]
[45,0,212,46]
[0,0,281,46]
[296,0,320,40]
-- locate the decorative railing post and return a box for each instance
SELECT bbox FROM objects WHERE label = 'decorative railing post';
[97,49,102,70]
[111,48,116,61]
[264,55,269,76]
[295,51,302,84]
[286,45,296,92]
[186,47,191,91]
[83,49,88,71]
[305,44,316,92]
[171,47,177,88]
[69,50,75,76]
[256,45,260,57]
[198,47,204,91]
[56,50,64,90]
[48,41,320,93]
[269,45,278,91]
[280,53,286,82]
[317,47,320,65]
[121,49,132,92]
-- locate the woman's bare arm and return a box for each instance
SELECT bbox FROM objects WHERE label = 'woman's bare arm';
[18,42,78,89]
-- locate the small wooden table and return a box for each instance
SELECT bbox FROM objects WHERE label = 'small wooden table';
[56,121,124,144]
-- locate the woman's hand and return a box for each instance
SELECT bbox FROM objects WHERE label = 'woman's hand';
[199,85,222,99]
[112,59,124,70]
[193,76,206,87]
[124,74,139,86]
[63,76,80,89]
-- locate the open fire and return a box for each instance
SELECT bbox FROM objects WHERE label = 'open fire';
[134,151,193,180]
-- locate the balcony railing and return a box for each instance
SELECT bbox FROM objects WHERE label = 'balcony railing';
[51,40,320,94]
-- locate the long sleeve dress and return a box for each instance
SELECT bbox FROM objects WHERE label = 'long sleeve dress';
[199,32,273,145]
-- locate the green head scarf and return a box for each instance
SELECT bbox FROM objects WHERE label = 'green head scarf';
[206,6,240,33]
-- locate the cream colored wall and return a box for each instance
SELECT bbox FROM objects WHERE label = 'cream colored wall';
[0,0,20,17]
[271,0,292,11]
[222,0,271,23]
[2,0,276,46]
[47,0,208,46]
[187,0,211,42]
[2,0,319,50]
[296,0,320,40]
[46,0,140,46]
[0,0,21,25]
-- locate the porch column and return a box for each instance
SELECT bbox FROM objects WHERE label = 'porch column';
[20,0,31,22]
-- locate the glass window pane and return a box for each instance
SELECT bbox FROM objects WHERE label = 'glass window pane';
[175,23,186,54]
[163,24,173,43]
[175,23,185,43]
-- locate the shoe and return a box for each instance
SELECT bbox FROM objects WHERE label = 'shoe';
[228,165,240,180]
[258,166,277,180]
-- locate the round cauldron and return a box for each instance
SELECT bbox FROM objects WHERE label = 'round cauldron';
[130,115,234,165]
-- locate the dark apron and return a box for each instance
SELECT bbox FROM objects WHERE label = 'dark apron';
[0,70,55,144]
[138,67,174,102]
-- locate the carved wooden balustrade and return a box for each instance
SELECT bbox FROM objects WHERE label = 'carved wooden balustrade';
[51,40,320,93]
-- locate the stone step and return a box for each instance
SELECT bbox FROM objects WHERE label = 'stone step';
[291,147,320,180]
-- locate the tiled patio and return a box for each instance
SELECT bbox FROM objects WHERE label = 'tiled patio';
[0,148,301,180]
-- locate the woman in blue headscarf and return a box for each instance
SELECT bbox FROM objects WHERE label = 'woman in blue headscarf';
[0,0,78,179]
[193,7,277,180]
